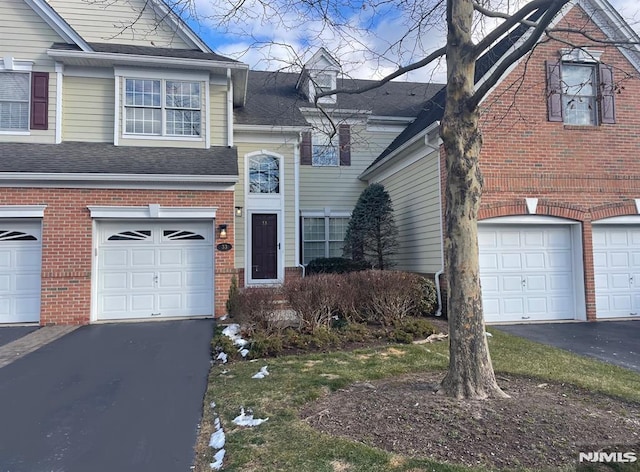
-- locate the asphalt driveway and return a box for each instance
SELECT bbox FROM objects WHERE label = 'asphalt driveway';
[0,319,214,472]
[496,320,640,373]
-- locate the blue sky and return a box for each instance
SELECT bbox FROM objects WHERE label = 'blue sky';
[179,0,640,82]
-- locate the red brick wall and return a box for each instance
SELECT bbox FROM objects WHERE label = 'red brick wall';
[473,5,640,320]
[0,187,234,325]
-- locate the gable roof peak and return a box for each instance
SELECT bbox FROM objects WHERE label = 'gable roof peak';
[304,47,341,72]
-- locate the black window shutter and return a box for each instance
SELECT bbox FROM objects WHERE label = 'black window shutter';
[30,72,49,130]
[300,131,312,165]
[546,61,563,122]
[599,64,616,124]
[339,124,351,166]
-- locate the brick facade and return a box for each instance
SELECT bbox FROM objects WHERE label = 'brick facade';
[474,5,640,320]
[0,188,234,325]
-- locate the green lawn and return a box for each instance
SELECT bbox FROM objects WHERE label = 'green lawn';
[195,328,640,471]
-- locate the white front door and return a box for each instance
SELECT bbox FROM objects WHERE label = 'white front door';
[479,225,576,323]
[97,221,213,320]
[593,225,640,319]
[0,222,42,323]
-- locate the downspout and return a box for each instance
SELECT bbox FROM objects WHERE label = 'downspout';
[426,132,445,316]
[295,133,306,278]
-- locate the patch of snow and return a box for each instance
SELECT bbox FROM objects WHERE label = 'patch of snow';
[485,331,493,337]
[233,407,269,427]
[252,366,269,379]
[210,448,225,470]
[216,352,228,364]
[210,401,216,409]
[221,323,250,351]
[219,315,228,321]
[239,348,249,357]
[209,428,226,450]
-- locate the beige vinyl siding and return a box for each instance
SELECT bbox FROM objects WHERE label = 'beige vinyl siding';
[63,76,114,142]
[47,0,191,48]
[0,0,62,143]
[209,84,227,146]
[299,124,402,212]
[234,139,297,270]
[376,150,443,274]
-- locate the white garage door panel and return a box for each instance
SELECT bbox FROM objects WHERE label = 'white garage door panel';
[593,226,640,318]
[479,225,576,323]
[0,224,42,323]
[97,222,214,320]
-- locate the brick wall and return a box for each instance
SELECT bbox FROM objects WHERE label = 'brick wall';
[475,5,640,320]
[0,187,234,325]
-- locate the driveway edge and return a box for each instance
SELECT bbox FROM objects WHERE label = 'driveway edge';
[0,326,80,369]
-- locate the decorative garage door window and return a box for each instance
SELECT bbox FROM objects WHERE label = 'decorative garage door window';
[107,230,152,241]
[163,230,205,240]
[0,230,37,241]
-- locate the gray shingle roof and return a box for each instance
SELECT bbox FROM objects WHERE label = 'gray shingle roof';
[235,70,444,126]
[0,142,238,176]
[50,42,238,63]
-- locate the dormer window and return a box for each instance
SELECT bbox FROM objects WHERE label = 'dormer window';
[312,72,337,103]
[298,48,340,104]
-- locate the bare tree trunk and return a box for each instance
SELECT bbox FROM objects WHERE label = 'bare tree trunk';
[438,0,508,399]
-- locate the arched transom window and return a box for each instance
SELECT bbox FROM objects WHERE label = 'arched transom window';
[249,155,280,194]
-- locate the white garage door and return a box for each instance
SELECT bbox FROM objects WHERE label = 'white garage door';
[97,222,214,321]
[593,225,640,319]
[0,222,42,323]
[479,225,576,323]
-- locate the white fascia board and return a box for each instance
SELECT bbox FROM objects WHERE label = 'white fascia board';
[0,205,47,218]
[359,121,440,180]
[88,205,218,219]
[367,115,415,125]
[48,49,249,74]
[581,0,640,73]
[299,107,372,117]
[0,173,237,190]
[147,0,213,53]
[234,124,305,135]
[25,0,91,50]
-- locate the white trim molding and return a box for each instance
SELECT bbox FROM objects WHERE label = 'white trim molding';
[0,205,47,218]
[88,205,218,219]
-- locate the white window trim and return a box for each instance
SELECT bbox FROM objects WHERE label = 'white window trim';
[0,205,47,218]
[88,205,218,219]
[0,69,31,134]
[560,48,603,63]
[301,209,351,264]
[115,68,209,141]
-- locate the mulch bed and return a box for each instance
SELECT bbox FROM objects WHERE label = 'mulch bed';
[301,372,640,470]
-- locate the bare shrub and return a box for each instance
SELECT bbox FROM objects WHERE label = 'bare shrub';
[346,271,431,326]
[233,286,283,334]
[283,274,340,333]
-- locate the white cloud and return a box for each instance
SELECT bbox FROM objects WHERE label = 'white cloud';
[183,0,640,82]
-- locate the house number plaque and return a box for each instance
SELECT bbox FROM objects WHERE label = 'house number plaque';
[216,243,233,252]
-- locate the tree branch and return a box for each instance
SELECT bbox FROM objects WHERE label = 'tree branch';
[315,45,447,101]
[470,0,569,109]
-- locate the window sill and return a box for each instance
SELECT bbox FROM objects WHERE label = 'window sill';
[121,134,203,142]
[0,131,30,136]
[562,124,601,131]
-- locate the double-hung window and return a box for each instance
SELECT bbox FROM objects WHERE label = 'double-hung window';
[301,124,351,166]
[0,72,29,131]
[0,70,48,132]
[125,79,201,137]
[546,50,615,125]
[302,216,350,264]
